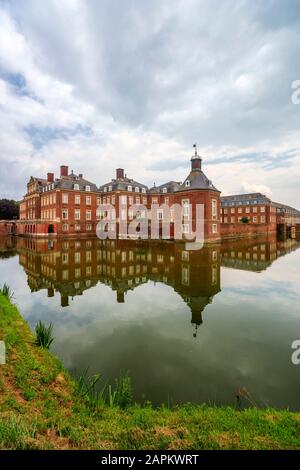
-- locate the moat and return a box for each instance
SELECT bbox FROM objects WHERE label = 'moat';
[0,235,300,410]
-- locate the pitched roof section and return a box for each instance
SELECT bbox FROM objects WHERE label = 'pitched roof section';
[221,193,271,207]
[99,177,148,193]
[53,173,99,192]
[176,169,220,192]
[148,181,181,194]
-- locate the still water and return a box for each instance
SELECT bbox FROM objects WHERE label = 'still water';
[0,235,300,409]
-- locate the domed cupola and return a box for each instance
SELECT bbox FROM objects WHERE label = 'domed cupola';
[191,143,202,171]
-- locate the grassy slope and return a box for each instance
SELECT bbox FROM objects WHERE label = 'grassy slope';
[0,293,299,450]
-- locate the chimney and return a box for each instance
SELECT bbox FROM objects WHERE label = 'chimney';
[60,165,68,177]
[79,173,83,178]
[116,168,124,180]
[47,172,54,183]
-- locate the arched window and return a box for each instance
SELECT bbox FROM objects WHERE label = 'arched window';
[185,180,190,188]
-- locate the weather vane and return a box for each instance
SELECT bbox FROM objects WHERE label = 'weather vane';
[193,143,198,156]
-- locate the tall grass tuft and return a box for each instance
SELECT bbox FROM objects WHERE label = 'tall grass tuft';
[77,369,133,409]
[0,283,14,301]
[77,368,106,407]
[35,321,54,349]
[111,371,133,409]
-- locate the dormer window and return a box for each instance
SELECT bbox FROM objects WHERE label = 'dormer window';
[135,187,139,193]
[127,185,132,192]
[74,184,79,191]
[142,188,146,193]
[86,185,91,192]
[185,180,190,188]
[104,187,107,192]
[163,187,167,193]
[108,185,112,192]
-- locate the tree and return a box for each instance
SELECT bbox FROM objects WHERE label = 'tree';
[240,216,250,224]
[0,199,19,220]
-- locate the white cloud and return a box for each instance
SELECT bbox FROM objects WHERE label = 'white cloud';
[0,0,299,209]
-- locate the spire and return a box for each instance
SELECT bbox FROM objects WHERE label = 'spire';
[191,144,202,171]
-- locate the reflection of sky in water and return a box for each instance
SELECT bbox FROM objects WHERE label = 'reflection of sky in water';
[0,239,300,409]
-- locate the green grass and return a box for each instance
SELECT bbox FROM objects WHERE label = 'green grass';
[0,292,300,450]
[35,321,54,349]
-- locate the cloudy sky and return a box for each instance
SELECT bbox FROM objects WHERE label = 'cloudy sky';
[0,0,300,206]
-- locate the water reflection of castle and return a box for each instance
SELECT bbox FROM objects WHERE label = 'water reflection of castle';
[3,235,300,337]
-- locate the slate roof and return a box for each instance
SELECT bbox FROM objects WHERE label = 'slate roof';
[99,177,148,193]
[221,193,272,207]
[45,173,99,192]
[176,169,220,192]
[148,181,181,194]
[273,201,300,216]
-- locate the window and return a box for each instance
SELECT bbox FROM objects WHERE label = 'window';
[62,224,68,231]
[224,208,228,214]
[224,217,228,223]
[143,197,147,205]
[121,209,127,220]
[62,193,68,204]
[163,187,167,193]
[152,197,158,204]
[108,185,112,192]
[86,196,91,205]
[75,195,80,205]
[136,196,140,204]
[246,207,250,213]
[135,187,139,193]
[62,209,68,220]
[182,224,189,234]
[157,210,163,221]
[231,217,235,223]
[74,184,79,191]
[253,216,258,223]
[86,224,92,231]
[182,200,189,217]
[231,208,235,214]
[75,209,80,220]
[121,195,127,205]
[212,199,217,217]
[85,185,91,192]
[142,188,146,193]
[260,206,265,213]
[127,185,132,192]
[104,187,107,192]
[75,224,81,232]
[185,180,190,188]
[111,195,115,205]
[261,215,266,223]
[212,224,218,233]
[75,252,81,263]
[238,207,242,214]
[62,253,68,264]
[86,210,91,220]
[253,206,257,213]
[182,266,189,286]
[129,196,133,205]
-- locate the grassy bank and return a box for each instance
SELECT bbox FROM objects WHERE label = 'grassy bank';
[0,292,300,450]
